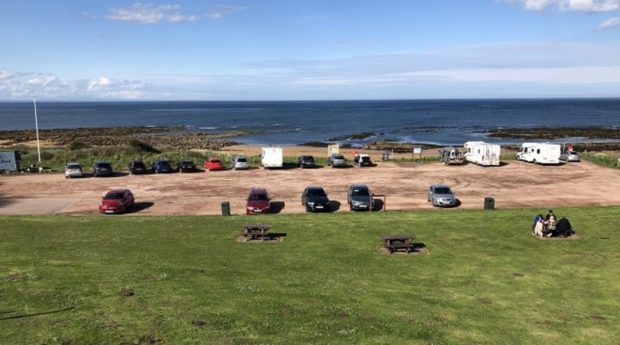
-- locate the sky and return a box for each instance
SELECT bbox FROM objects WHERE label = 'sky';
[0,0,619,101]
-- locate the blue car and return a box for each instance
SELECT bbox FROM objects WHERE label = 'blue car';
[151,160,174,173]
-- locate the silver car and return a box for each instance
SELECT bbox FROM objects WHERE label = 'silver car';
[559,151,580,162]
[328,154,347,168]
[64,162,83,179]
[427,184,457,207]
[347,184,372,211]
[232,155,250,170]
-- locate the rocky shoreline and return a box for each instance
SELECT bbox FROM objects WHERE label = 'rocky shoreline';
[0,126,246,150]
[486,127,620,140]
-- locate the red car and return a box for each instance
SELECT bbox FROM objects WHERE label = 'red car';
[99,189,134,214]
[246,188,271,215]
[204,158,224,171]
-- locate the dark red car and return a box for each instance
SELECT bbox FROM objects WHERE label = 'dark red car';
[204,158,224,171]
[246,188,271,215]
[99,189,134,214]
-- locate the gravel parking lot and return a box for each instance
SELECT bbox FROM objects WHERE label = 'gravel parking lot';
[1,160,619,216]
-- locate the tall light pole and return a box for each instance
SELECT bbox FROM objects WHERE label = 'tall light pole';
[33,97,42,164]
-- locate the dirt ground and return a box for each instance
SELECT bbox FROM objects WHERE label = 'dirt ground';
[1,153,619,216]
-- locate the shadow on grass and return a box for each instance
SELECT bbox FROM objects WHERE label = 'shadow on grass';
[413,242,427,252]
[0,307,74,321]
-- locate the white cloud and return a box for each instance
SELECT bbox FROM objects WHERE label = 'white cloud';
[598,16,620,28]
[206,5,248,19]
[511,0,620,12]
[0,72,148,100]
[106,3,197,24]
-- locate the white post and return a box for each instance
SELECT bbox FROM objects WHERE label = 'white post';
[33,97,42,164]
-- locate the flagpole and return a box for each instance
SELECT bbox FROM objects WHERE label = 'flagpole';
[33,96,42,164]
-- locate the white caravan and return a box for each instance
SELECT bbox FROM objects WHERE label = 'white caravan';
[261,147,283,168]
[516,143,561,165]
[463,141,501,166]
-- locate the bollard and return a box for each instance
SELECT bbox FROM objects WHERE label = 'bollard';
[484,197,495,210]
[221,201,231,216]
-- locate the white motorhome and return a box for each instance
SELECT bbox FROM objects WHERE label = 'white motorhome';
[0,151,20,172]
[517,143,561,165]
[261,147,283,168]
[463,141,501,167]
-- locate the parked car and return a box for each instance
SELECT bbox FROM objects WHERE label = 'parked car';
[152,160,174,173]
[232,155,250,170]
[64,162,83,178]
[328,154,347,168]
[353,153,373,167]
[128,160,148,175]
[92,161,113,177]
[246,187,271,215]
[427,184,457,207]
[177,160,197,172]
[204,158,224,171]
[559,150,580,162]
[99,188,134,214]
[298,155,316,169]
[301,186,330,212]
[347,184,372,211]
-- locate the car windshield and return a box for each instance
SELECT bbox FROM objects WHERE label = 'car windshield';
[67,164,81,169]
[104,192,124,200]
[249,193,268,201]
[236,158,247,162]
[308,188,326,197]
[133,162,145,167]
[96,163,111,168]
[182,161,193,164]
[210,159,221,163]
[568,151,577,155]
[351,188,369,196]
[434,187,452,194]
[333,155,344,160]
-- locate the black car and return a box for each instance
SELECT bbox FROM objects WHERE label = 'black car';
[177,160,197,172]
[298,155,316,169]
[151,160,174,173]
[347,184,371,211]
[128,160,148,175]
[301,186,330,212]
[93,161,113,177]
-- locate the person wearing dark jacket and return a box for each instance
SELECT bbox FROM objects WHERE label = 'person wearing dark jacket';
[555,217,573,237]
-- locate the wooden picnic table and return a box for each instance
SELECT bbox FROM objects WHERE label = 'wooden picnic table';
[383,234,416,253]
[243,224,272,240]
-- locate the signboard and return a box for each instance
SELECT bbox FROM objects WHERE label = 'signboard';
[327,143,340,156]
[0,151,19,171]
[413,147,422,154]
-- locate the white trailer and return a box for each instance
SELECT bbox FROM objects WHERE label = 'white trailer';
[0,151,20,172]
[261,147,283,168]
[516,143,561,165]
[463,141,501,167]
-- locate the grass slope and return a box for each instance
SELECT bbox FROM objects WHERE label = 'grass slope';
[1,208,619,344]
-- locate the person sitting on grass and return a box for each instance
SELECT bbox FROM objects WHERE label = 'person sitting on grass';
[545,210,557,231]
[533,216,547,237]
[554,217,574,238]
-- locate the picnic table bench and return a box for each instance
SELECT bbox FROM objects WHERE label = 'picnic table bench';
[243,224,272,240]
[383,234,416,253]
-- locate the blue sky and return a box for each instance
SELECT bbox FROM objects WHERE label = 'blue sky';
[0,0,619,100]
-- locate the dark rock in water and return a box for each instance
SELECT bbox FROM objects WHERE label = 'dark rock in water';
[487,127,620,140]
[299,141,329,147]
[329,132,376,141]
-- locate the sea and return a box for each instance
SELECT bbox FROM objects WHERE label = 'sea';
[1,99,619,146]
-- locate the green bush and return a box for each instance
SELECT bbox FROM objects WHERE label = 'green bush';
[128,140,161,154]
[68,141,90,150]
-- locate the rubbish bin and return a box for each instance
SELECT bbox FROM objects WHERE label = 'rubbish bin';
[484,197,495,210]
[221,201,231,216]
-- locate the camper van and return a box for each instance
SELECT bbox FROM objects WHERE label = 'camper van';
[517,143,561,165]
[261,147,283,168]
[463,141,501,167]
[439,147,464,165]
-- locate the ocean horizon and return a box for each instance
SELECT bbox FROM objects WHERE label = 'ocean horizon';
[1,98,619,146]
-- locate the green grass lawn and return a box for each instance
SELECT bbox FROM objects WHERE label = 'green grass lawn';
[1,208,619,344]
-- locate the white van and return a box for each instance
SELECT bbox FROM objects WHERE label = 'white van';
[463,141,501,166]
[261,147,283,168]
[517,143,561,165]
